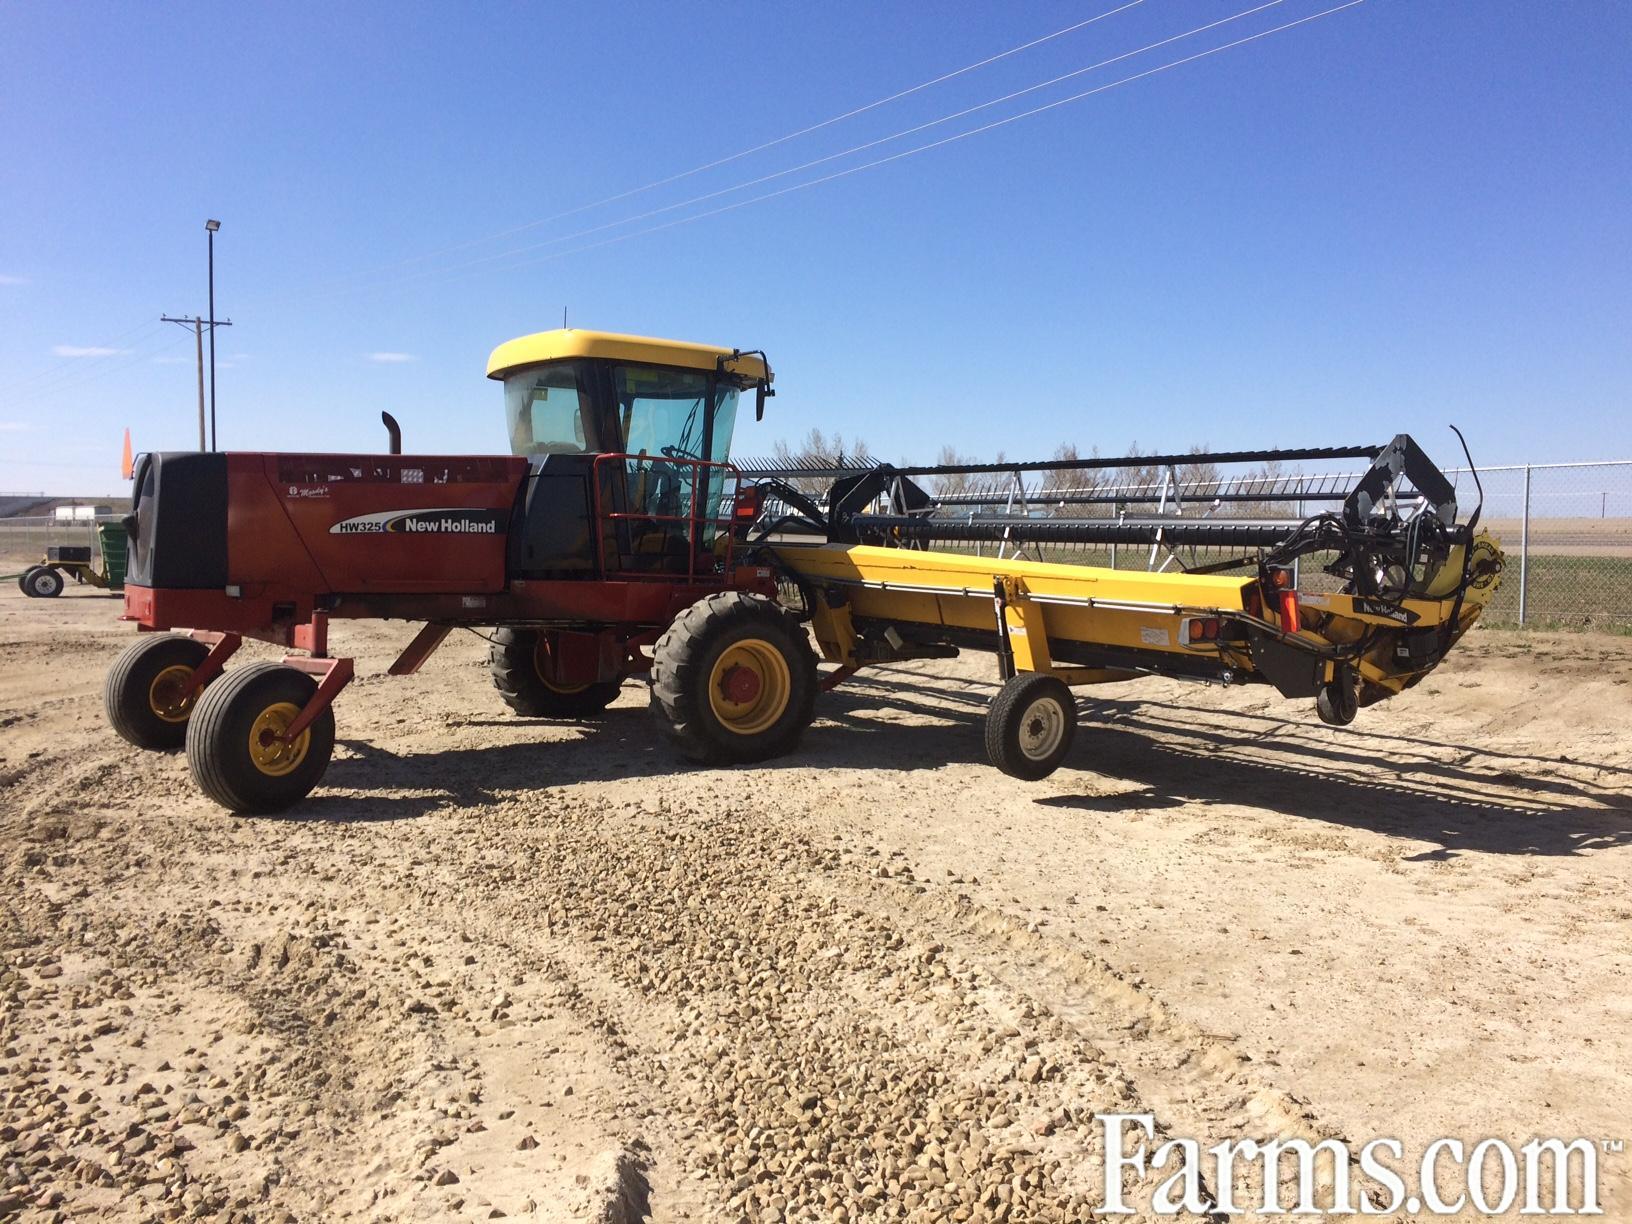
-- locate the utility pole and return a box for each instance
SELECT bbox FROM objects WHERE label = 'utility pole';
[161,314,232,450]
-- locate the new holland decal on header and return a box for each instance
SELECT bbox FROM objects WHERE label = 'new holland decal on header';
[329,508,505,535]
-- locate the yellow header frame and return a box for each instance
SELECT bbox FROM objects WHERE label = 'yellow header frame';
[486,328,770,385]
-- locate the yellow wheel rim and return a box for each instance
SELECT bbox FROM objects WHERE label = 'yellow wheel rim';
[534,635,589,695]
[247,702,311,777]
[148,664,198,723]
[707,639,791,736]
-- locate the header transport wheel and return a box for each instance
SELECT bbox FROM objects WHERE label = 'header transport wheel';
[186,662,335,813]
[1316,665,1359,727]
[489,628,621,718]
[986,673,1077,781]
[22,566,63,598]
[105,633,213,750]
[649,592,817,764]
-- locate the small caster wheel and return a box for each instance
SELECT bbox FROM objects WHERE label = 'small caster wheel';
[105,633,213,750]
[985,673,1077,780]
[187,663,335,813]
[1316,668,1359,727]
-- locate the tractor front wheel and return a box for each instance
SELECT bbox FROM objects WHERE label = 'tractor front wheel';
[186,663,335,813]
[105,633,213,750]
[22,566,63,598]
[649,592,817,764]
[986,673,1077,780]
[489,628,622,718]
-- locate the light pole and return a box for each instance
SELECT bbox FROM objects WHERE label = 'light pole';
[161,220,229,450]
[206,219,220,450]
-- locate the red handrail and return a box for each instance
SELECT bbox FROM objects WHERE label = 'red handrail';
[590,453,742,582]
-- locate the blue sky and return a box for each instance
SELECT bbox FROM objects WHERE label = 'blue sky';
[2,0,1628,495]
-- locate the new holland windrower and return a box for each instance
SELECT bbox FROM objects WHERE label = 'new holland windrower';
[104,328,1502,810]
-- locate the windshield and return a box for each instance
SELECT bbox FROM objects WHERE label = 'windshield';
[613,364,740,537]
[613,365,738,462]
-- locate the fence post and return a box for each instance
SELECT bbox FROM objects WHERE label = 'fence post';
[1292,495,1304,588]
[1518,464,1531,626]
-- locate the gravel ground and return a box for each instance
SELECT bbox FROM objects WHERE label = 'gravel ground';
[1,584,1628,1221]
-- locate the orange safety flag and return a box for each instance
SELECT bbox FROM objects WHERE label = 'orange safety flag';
[120,428,133,480]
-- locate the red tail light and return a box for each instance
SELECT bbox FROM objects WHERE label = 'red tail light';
[733,486,764,523]
[1181,616,1222,644]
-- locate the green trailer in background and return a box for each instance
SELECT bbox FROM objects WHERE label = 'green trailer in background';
[15,522,128,598]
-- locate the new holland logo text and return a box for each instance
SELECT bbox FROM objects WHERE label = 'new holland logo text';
[329,509,504,536]
[1352,597,1417,624]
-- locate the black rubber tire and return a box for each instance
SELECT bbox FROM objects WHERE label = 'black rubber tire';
[186,662,335,813]
[1316,669,1359,727]
[23,566,63,598]
[17,566,43,594]
[985,673,1077,781]
[488,628,622,718]
[105,634,212,750]
[649,592,817,764]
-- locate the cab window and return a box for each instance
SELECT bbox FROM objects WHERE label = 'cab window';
[505,361,591,456]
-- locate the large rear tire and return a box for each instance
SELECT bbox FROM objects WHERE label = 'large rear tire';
[105,634,212,750]
[22,566,63,598]
[489,628,622,718]
[649,592,817,764]
[186,663,335,813]
[986,673,1077,780]
[17,566,43,594]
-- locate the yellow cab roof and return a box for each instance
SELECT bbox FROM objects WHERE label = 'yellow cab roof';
[486,328,769,384]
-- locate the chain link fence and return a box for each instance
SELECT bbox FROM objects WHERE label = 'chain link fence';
[1453,461,1632,629]
[0,515,119,573]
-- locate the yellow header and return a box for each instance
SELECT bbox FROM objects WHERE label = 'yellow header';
[486,328,770,385]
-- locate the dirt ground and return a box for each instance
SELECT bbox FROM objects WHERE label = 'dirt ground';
[1,585,1628,1221]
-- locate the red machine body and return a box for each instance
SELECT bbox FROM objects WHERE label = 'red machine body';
[123,448,774,688]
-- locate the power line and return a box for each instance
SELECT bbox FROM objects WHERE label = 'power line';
[2,329,194,413]
[0,325,177,406]
[0,318,164,399]
[314,0,1148,289]
[412,0,1369,286]
[363,0,1285,292]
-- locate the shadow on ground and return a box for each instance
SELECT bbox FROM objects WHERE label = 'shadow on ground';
[275,665,1632,858]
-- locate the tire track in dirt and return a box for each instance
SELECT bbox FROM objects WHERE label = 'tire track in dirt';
[3,811,653,1221]
[856,876,1349,1214]
[392,791,1279,1220]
